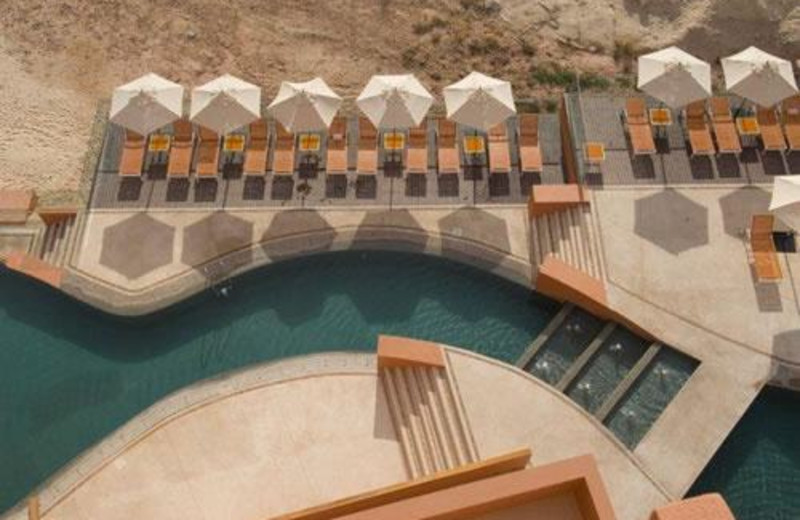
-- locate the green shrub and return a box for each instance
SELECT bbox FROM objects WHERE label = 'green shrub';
[579,72,611,90]
[529,63,577,87]
[545,99,559,112]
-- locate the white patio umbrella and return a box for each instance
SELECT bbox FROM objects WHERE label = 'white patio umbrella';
[769,175,800,231]
[109,73,184,135]
[190,74,261,134]
[721,46,798,108]
[443,71,516,131]
[267,77,342,132]
[637,47,712,109]
[356,74,434,129]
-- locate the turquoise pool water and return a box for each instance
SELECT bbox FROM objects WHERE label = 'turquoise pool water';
[691,386,800,520]
[1,250,798,519]
[0,250,559,512]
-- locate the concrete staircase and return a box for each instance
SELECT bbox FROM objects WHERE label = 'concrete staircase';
[35,214,80,268]
[530,205,605,281]
[380,363,479,479]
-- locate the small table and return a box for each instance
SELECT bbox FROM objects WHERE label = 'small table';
[383,132,405,151]
[649,108,672,126]
[463,135,485,154]
[584,142,605,174]
[298,133,321,152]
[148,134,171,164]
[736,117,760,136]
[649,108,672,138]
[736,117,760,147]
[223,134,245,153]
[148,134,171,152]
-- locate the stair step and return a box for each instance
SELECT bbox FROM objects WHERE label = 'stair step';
[403,367,446,473]
[381,370,423,479]
[391,368,435,476]
[414,367,457,470]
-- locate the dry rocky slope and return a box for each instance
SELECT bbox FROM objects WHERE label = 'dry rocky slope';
[0,0,798,201]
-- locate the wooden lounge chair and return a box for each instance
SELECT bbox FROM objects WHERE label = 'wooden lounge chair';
[488,123,511,174]
[782,95,800,152]
[624,97,656,155]
[437,119,459,175]
[710,97,741,154]
[518,114,542,173]
[357,117,378,174]
[196,127,220,178]
[326,116,348,174]
[757,107,786,153]
[685,101,715,156]
[273,123,295,175]
[119,130,145,176]
[167,120,193,178]
[750,214,782,282]
[407,122,428,175]
[243,120,269,176]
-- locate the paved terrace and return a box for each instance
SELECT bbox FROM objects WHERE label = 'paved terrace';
[571,94,800,186]
[66,205,533,315]
[0,350,671,520]
[90,115,565,210]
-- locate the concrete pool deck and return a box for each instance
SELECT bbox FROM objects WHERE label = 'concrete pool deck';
[0,350,672,520]
[63,204,533,316]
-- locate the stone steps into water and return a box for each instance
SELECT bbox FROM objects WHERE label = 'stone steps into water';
[380,361,477,479]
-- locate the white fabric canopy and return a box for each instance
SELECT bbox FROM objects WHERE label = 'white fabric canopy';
[190,74,261,134]
[443,71,516,131]
[769,175,800,231]
[109,73,184,135]
[637,47,712,109]
[356,74,433,129]
[721,46,798,108]
[268,78,342,132]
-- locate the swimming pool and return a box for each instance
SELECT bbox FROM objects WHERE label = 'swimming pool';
[690,386,800,520]
[1,250,798,518]
[0,250,559,512]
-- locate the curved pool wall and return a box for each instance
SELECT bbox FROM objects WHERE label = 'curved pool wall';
[0,250,559,512]
[690,386,800,519]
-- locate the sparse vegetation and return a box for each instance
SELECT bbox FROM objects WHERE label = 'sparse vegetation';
[528,63,611,91]
[459,0,502,16]
[519,39,537,57]
[528,63,577,87]
[412,16,447,36]
[467,36,502,55]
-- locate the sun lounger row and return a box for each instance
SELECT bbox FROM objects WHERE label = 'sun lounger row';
[117,116,544,178]
[624,95,800,157]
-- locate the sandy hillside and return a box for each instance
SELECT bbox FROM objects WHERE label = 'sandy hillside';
[1,0,799,202]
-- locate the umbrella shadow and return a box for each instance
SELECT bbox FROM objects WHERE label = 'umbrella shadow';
[261,209,337,263]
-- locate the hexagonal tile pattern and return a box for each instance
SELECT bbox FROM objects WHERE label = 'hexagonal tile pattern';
[99,213,175,279]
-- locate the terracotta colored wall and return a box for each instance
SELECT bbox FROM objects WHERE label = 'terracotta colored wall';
[536,256,655,342]
[559,98,579,185]
[377,335,445,368]
[275,448,533,520]
[527,185,590,218]
[650,493,735,520]
[336,454,616,520]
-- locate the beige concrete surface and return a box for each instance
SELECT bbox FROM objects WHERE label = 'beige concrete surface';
[66,205,532,315]
[592,186,800,365]
[6,350,679,520]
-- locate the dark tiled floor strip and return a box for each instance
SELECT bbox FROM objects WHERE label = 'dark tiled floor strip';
[90,115,566,210]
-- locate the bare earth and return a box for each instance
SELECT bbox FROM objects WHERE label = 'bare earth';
[1,0,799,202]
